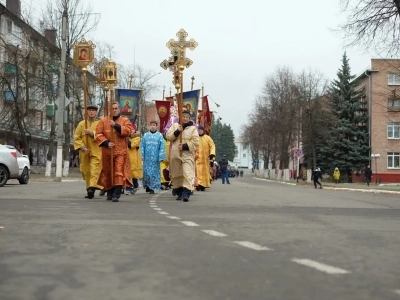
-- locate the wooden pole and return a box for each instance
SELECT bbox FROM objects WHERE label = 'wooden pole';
[82,67,89,150]
[103,85,109,117]
[109,85,115,186]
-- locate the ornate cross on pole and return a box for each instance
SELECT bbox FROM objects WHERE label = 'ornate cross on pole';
[160,29,197,118]
[160,29,198,155]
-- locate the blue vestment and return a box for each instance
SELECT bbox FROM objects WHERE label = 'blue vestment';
[141,131,166,191]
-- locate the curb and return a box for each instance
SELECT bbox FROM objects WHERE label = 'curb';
[254,177,400,195]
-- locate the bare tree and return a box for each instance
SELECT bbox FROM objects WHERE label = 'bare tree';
[339,0,400,55]
[39,0,100,175]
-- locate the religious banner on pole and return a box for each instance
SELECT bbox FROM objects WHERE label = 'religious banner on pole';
[115,89,141,120]
[155,100,171,133]
[182,89,200,123]
[201,95,212,134]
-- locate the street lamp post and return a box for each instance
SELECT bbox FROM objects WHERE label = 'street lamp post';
[371,153,380,184]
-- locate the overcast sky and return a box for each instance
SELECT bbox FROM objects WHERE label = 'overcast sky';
[23,0,380,137]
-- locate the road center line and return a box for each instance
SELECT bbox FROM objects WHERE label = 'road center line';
[181,221,199,227]
[167,216,181,220]
[234,241,272,251]
[158,211,169,215]
[202,230,227,237]
[292,258,350,275]
[153,208,162,211]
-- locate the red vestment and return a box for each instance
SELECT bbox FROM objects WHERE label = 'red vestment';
[95,115,133,190]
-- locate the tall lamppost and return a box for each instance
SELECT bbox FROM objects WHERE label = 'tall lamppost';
[371,153,380,184]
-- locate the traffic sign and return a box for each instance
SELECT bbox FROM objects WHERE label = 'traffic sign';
[294,149,303,157]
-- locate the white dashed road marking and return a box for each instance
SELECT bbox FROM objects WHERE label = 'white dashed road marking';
[167,216,181,220]
[393,290,400,295]
[234,241,272,251]
[181,221,199,227]
[292,258,350,275]
[158,211,169,215]
[202,230,227,237]
[153,208,162,211]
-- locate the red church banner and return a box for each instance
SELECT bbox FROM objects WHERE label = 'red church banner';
[201,95,212,134]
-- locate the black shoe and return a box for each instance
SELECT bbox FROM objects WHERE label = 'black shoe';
[200,185,205,191]
[319,186,323,189]
[149,190,155,194]
[195,186,200,191]
[172,189,177,196]
[183,197,189,202]
[112,197,119,202]
[176,195,182,200]
[145,187,150,193]
[99,190,106,196]
[106,197,112,201]
[87,188,95,199]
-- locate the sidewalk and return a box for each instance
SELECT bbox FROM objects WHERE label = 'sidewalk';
[254,176,400,195]
[29,168,83,182]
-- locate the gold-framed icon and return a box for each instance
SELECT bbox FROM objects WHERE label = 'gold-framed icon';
[73,38,95,67]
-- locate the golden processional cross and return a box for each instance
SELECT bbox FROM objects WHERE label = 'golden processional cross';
[160,28,198,155]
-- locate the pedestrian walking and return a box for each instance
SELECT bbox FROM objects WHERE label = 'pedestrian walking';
[240,170,243,177]
[333,167,340,184]
[365,165,372,186]
[218,155,230,184]
[311,166,323,189]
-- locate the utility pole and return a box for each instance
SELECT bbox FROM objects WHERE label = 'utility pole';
[55,9,68,181]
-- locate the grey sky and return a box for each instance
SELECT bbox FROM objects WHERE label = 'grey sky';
[24,0,377,136]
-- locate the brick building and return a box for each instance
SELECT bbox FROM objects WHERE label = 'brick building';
[354,59,400,183]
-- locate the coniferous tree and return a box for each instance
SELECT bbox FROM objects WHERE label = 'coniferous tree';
[319,53,370,181]
[210,119,236,161]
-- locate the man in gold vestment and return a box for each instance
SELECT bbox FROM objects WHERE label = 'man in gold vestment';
[195,125,215,191]
[73,104,103,199]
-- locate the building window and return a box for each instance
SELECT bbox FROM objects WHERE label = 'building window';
[243,153,246,158]
[387,122,400,139]
[388,98,400,109]
[7,20,12,34]
[387,152,400,169]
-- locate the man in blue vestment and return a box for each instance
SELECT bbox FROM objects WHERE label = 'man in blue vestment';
[141,120,167,194]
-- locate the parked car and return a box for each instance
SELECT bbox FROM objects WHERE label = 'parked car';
[16,149,30,184]
[0,144,20,187]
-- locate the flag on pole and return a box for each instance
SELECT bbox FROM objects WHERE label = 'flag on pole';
[201,95,212,134]
[155,100,171,133]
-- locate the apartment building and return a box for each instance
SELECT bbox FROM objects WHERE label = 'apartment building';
[355,59,400,182]
[0,0,97,166]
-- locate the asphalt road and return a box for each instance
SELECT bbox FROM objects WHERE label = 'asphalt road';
[0,174,399,300]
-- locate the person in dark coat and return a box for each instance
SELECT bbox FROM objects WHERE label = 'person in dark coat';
[218,155,230,184]
[311,166,323,189]
[365,165,372,186]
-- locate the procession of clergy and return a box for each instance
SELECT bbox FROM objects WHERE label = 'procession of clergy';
[73,101,216,203]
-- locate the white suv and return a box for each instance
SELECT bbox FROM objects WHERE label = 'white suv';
[0,145,30,186]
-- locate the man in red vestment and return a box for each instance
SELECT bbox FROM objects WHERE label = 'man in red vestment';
[95,102,133,202]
